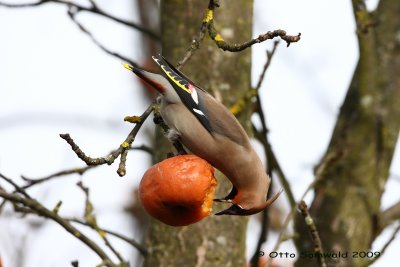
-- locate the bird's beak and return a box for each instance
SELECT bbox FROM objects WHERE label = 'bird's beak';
[215,204,245,216]
[122,63,166,94]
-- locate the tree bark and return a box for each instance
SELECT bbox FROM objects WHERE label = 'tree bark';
[295,1,400,266]
[143,1,254,266]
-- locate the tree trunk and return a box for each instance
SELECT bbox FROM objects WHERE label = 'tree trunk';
[143,1,254,266]
[295,1,400,266]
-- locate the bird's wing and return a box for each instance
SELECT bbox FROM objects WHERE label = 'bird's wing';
[152,55,212,132]
[196,89,249,146]
[153,55,250,147]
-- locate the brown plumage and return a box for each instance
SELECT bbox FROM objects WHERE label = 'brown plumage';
[123,55,281,215]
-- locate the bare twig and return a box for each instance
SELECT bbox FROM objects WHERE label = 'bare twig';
[298,201,327,267]
[368,223,400,266]
[252,114,296,208]
[176,0,215,69]
[249,43,280,267]
[265,142,296,206]
[0,0,159,40]
[264,175,326,267]
[252,76,296,208]
[177,0,300,69]
[250,179,274,267]
[77,182,127,264]
[0,177,118,267]
[379,200,400,232]
[255,41,280,91]
[202,0,300,52]
[68,218,148,255]
[67,6,138,67]
[209,27,301,51]
[264,208,297,267]
[17,146,150,190]
[60,103,154,177]
[0,173,31,199]
[231,37,296,209]
[20,166,93,189]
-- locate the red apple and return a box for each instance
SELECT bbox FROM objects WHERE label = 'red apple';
[139,155,217,226]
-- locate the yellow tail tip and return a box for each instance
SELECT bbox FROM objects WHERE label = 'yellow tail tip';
[122,63,133,71]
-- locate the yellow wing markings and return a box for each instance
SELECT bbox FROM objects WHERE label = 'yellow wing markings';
[160,65,191,94]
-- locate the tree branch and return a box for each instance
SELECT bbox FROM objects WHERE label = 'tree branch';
[177,0,300,69]
[0,173,118,267]
[0,173,32,199]
[68,217,148,256]
[379,200,400,232]
[0,0,159,40]
[209,27,301,51]
[368,223,400,266]
[175,0,215,69]
[298,201,327,267]
[20,166,93,189]
[204,0,300,51]
[60,103,154,177]
[249,42,280,267]
[67,6,138,67]
[252,65,296,208]
[351,0,377,34]
[76,182,127,264]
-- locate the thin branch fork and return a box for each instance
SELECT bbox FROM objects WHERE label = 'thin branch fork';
[60,103,154,177]
[18,143,152,190]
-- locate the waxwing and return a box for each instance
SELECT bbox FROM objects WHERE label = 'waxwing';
[123,55,281,216]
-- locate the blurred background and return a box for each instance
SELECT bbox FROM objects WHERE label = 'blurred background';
[0,0,399,266]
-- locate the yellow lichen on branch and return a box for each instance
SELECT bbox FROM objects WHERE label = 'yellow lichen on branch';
[203,9,214,23]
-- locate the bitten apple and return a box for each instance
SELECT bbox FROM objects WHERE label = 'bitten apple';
[139,155,217,226]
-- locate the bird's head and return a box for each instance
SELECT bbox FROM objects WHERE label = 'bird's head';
[215,202,267,216]
[215,190,283,216]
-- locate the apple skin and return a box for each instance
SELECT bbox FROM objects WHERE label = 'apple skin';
[139,155,218,226]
